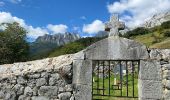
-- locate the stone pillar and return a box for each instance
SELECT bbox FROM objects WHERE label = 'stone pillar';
[72,59,92,100]
[139,60,163,100]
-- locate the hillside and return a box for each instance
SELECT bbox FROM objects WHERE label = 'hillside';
[29,33,80,60]
[48,20,170,58]
[48,37,104,57]
[126,20,170,48]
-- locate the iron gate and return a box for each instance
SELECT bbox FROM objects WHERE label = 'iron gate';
[92,60,140,99]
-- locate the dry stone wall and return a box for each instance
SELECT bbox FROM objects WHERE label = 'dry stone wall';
[0,55,74,100]
[139,49,170,100]
[0,36,170,100]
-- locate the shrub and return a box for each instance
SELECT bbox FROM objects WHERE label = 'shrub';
[123,27,150,38]
[163,31,170,37]
[161,21,170,29]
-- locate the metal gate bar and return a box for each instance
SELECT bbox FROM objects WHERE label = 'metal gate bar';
[92,60,139,99]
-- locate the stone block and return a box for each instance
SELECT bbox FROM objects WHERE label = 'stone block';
[12,84,24,95]
[24,86,33,96]
[85,37,148,60]
[27,79,36,88]
[73,84,91,100]
[36,78,46,87]
[163,64,170,70]
[138,79,163,99]
[4,91,16,100]
[27,73,40,79]
[164,89,170,100]
[65,84,73,92]
[49,73,60,86]
[73,60,92,85]
[166,80,170,90]
[31,96,49,100]
[139,60,162,81]
[38,86,58,97]
[17,76,27,85]
[58,92,71,100]
[18,95,31,100]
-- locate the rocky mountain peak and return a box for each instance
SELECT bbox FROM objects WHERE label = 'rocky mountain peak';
[142,11,170,28]
[35,32,80,46]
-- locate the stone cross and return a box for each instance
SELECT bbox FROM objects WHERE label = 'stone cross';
[105,14,125,37]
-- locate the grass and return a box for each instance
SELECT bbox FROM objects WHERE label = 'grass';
[132,28,170,49]
[92,72,138,100]
[150,37,170,48]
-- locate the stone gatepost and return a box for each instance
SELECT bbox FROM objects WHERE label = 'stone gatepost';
[139,60,163,100]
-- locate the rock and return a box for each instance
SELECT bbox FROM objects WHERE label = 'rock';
[166,80,170,90]
[65,85,73,92]
[27,79,36,88]
[41,72,50,79]
[32,87,38,96]
[142,12,170,28]
[58,92,71,100]
[38,86,58,97]
[58,87,64,93]
[17,76,27,85]
[4,91,16,100]
[36,78,46,87]
[18,95,31,100]
[31,96,50,100]
[0,91,4,99]
[24,86,33,96]
[163,64,170,70]
[70,94,75,100]
[35,33,80,46]
[27,73,40,79]
[49,73,60,85]
[13,84,24,95]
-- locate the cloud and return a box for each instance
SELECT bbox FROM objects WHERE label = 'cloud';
[80,16,86,20]
[0,12,68,40]
[47,24,68,34]
[8,0,22,4]
[83,20,105,34]
[73,27,80,31]
[0,2,5,6]
[107,0,170,27]
[0,12,48,39]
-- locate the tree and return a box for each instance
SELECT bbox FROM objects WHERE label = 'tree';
[0,22,29,64]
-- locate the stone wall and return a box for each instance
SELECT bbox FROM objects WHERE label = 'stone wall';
[0,55,74,100]
[0,36,170,100]
[139,49,170,100]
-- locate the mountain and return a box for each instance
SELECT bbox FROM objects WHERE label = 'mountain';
[95,31,109,37]
[143,11,170,28]
[29,33,80,60]
[36,32,80,45]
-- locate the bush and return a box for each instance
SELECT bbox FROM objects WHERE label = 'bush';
[123,27,150,38]
[161,21,170,29]
[163,31,170,37]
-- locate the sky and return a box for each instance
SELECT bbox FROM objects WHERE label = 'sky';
[0,0,170,41]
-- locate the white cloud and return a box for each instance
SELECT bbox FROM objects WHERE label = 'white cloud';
[47,24,68,33]
[80,16,86,20]
[73,27,80,31]
[0,2,5,6]
[83,20,105,34]
[8,0,22,4]
[0,12,50,39]
[107,0,170,27]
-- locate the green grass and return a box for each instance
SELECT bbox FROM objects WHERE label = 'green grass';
[92,73,138,100]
